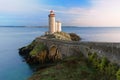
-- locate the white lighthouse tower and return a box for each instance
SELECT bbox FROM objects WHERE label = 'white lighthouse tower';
[47,10,62,34]
[48,10,56,34]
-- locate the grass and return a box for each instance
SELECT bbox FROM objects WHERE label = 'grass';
[21,38,119,80]
[29,51,120,80]
[30,43,46,56]
[29,54,97,80]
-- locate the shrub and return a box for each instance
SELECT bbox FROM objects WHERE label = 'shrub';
[116,69,120,80]
[88,52,119,80]
[88,52,101,69]
[99,57,108,72]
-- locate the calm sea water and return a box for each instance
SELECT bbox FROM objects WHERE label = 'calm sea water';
[0,26,120,80]
[64,27,120,42]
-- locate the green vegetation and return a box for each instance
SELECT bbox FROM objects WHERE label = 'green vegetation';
[19,40,37,56]
[116,69,120,80]
[30,43,46,56]
[19,33,119,80]
[29,50,119,80]
[29,54,96,80]
[19,39,63,64]
[88,52,119,80]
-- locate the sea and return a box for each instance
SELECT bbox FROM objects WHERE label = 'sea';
[0,26,120,80]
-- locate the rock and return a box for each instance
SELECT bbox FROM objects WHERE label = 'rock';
[69,33,81,41]
[44,32,72,41]
[19,40,62,65]
[36,50,48,63]
[19,32,81,65]
[48,45,62,61]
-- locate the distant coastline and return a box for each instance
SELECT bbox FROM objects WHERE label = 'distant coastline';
[1,26,120,28]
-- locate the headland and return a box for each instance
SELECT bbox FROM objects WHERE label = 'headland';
[19,31,120,80]
[19,11,120,80]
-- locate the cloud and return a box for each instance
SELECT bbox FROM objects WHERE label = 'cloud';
[0,0,48,14]
[0,0,120,26]
[53,0,120,27]
[0,0,51,26]
[81,0,120,27]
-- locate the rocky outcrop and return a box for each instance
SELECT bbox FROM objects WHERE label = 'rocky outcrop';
[19,41,62,64]
[69,33,81,41]
[26,40,120,80]
[19,37,120,66]
[44,32,81,41]
[19,32,120,66]
[48,45,62,61]
[19,32,81,65]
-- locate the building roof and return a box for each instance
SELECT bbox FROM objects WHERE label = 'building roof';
[49,10,55,17]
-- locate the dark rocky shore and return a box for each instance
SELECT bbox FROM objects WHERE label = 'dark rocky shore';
[19,32,120,80]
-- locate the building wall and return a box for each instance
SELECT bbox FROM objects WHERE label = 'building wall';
[55,21,62,32]
[55,22,57,32]
[49,16,56,34]
[57,22,62,32]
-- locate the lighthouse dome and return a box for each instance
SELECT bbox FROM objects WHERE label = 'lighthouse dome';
[49,10,55,17]
[50,10,54,14]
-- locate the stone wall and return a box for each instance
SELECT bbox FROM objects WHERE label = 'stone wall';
[36,38,120,65]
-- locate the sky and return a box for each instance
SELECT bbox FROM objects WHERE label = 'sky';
[0,0,120,27]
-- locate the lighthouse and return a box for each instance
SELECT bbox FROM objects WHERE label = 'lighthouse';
[48,10,56,34]
[48,10,62,34]
[56,21,62,32]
